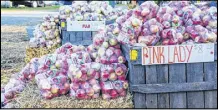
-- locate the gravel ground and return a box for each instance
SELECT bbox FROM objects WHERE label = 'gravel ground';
[1,26,28,88]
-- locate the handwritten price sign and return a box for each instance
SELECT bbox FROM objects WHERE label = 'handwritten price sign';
[142,43,215,65]
[66,18,105,31]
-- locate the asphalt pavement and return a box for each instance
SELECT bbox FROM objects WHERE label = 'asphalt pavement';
[1,11,58,26]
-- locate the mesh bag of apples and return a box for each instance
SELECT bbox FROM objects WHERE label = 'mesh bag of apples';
[115,1,217,46]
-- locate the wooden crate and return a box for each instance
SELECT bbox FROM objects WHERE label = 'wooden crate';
[121,44,217,108]
[60,19,115,46]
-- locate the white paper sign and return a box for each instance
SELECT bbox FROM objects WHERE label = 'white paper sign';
[67,18,105,31]
[142,43,215,65]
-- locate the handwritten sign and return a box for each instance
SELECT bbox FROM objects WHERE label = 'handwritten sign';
[67,18,105,31]
[142,43,215,65]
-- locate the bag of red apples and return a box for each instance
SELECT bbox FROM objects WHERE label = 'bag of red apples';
[92,30,126,65]
[2,58,39,102]
[69,79,101,99]
[68,62,101,99]
[35,72,70,99]
[100,63,128,99]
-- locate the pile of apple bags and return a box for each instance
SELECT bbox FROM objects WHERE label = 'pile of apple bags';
[29,14,61,49]
[59,1,128,21]
[115,1,217,46]
[2,35,128,102]
[85,27,128,99]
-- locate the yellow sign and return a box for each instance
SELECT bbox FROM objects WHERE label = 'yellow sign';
[61,22,65,28]
[130,49,138,61]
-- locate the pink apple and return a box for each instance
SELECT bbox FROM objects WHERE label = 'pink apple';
[92,93,99,99]
[64,83,70,91]
[102,93,111,100]
[71,83,79,91]
[141,8,150,16]
[114,49,122,56]
[81,82,90,89]
[92,84,101,93]
[109,73,117,81]
[86,88,95,96]
[119,90,126,97]
[116,88,125,94]
[89,78,97,85]
[42,91,53,99]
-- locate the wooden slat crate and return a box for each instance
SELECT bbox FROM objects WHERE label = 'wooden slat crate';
[60,19,115,46]
[121,43,217,108]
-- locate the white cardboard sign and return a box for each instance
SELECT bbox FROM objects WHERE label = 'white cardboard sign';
[142,43,215,65]
[66,18,105,31]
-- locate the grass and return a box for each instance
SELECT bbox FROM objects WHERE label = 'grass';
[1,5,60,12]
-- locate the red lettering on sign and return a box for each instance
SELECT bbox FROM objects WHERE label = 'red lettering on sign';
[148,47,152,65]
[186,46,193,62]
[82,24,90,28]
[179,46,186,62]
[173,46,180,63]
[153,47,159,64]
[143,47,148,65]
[159,47,165,64]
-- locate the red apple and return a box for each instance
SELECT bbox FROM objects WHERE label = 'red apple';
[118,74,126,81]
[59,86,68,95]
[101,70,110,81]
[76,89,86,99]
[100,56,108,64]
[115,67,124,76]
[110,89,118,99]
